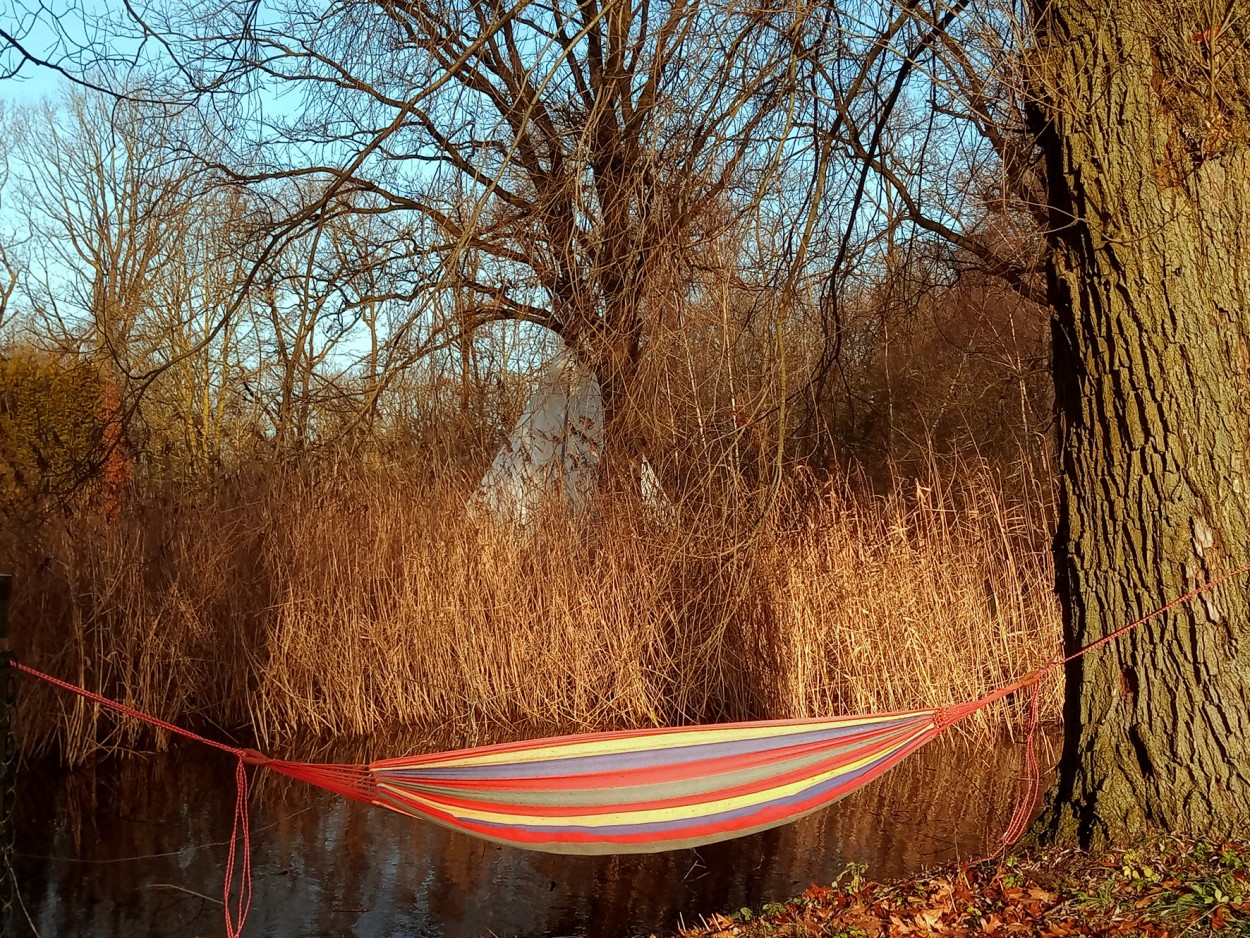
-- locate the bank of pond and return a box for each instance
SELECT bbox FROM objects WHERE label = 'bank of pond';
[677,836,1250,937]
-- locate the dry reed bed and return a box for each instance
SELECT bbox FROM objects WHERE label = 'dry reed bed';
[8,461,1061,765]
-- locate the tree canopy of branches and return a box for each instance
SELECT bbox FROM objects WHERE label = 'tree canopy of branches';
[4,0,1250,850]
[130,0,1040,484]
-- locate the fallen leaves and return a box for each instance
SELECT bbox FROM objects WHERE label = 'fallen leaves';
[670,836,1250,938]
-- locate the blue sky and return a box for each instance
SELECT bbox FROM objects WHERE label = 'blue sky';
[2,43,67,105]
[1,0,189,106]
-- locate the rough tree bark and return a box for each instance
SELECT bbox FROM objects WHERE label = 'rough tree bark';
[1029,0,1250,847]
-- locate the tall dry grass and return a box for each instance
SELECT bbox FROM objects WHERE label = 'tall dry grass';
[6,454,1060,765]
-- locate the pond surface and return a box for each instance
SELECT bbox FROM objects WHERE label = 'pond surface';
[8,734,1048,937]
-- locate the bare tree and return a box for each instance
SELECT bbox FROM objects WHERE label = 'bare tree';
[144,0,930,491]
[0,103,22,334]
[15,91,258,473]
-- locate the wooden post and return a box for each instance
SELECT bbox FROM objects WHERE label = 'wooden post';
[0,572,13,924]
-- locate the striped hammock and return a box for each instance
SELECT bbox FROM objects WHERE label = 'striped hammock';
[262,698,992,855]
[252,563,1236,856]
[16,656,1031,856]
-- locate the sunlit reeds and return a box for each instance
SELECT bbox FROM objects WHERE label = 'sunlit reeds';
[8,454,1060,765]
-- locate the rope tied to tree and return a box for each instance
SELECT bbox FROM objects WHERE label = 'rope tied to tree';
[6,559,1250,936]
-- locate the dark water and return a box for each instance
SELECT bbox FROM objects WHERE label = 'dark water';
[8,736,1043,937]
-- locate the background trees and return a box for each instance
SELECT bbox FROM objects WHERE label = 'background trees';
[8,0,1247,847]
[182,0,814,486]
[126,0,1056,488]
[1,1,1056,493]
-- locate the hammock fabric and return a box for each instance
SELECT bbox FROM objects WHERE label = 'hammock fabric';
[12,561,1250,935]
[259,703,983,855]
[13,659,1009,855]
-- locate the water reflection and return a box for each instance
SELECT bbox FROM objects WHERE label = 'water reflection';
[9,735,1049,937]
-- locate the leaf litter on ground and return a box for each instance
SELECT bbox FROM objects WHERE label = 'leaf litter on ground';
[665,836,1250,937]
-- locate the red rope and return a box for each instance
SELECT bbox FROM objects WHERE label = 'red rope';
[990,558,1250,848]
[1054,558,1250,671]
[12,662,257,938]
[223,757,252,937]
[12,662,248,758]
[997,679,1042,852]
[6,559,1250,924]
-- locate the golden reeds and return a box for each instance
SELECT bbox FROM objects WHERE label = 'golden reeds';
[7,456,1060,765]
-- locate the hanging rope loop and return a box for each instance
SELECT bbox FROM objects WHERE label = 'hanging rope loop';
[7,560,1250,932]
[11,660,257,937]
[223,755,253,938]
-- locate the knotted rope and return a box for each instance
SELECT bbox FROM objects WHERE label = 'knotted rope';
[7,559,1250,933]
[10,662,262,938]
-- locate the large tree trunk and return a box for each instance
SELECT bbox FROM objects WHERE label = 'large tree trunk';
[1030,0,1250,848]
